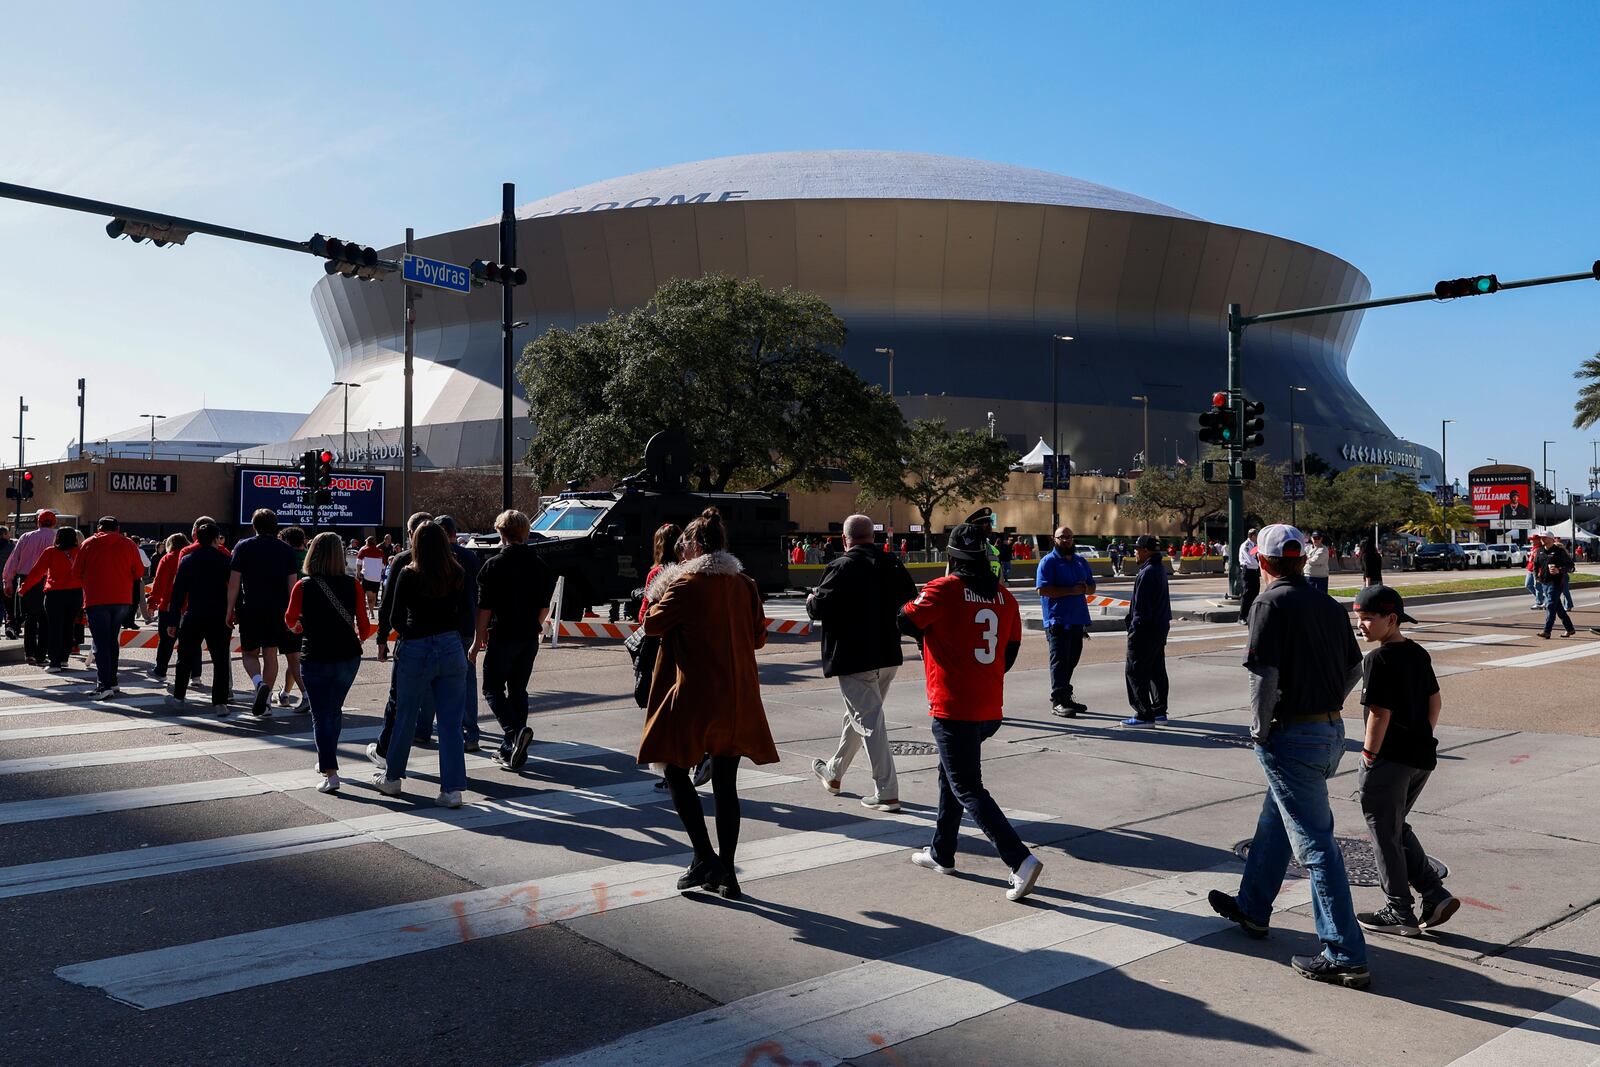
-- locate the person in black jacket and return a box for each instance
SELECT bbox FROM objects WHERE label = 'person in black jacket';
[285,532,364,793]
[805,514,919,811]
[1122,535,1171,727]
[370,511,434,765]
[167,521,233,711]
[471,508,557,771]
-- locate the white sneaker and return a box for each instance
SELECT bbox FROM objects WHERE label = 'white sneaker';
[861,794,901,813]
[371,772,402,796]
[43,664,62,674]
[1007,855,1044,902]
[317,774,341,794]
[366,742,386,771]
[811,758,841,795]
[911,847,955,875]
[435,790,463,809]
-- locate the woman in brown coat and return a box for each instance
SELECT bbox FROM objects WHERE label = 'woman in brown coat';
[640,507,777,899]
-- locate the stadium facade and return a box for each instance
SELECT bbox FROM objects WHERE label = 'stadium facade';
[264,151,1440,485]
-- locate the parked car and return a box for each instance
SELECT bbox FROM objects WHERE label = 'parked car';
[1485,543,1514,567]
[1457,542,1496,568]
[1074,545,1108,561]
[1504,543,1530,567]
[1414,542,1470,571]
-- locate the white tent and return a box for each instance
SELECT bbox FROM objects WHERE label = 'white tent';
[1015,438,1075,473]
[1531,519,1598,541]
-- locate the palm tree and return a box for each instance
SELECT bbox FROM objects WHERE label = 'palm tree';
[1400,499,1478,543]
[1573,353,1600,429]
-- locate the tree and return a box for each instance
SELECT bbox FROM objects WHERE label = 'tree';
[1573,352,1600,429]
[518,274,903,493]
[1298,465,1425,538]
[1399,498,1478,543]
[1123,465,1226,536]
[414,471,543,533]
[855,418,1016,535]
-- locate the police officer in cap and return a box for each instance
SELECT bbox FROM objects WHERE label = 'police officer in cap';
[959,507,1002,579]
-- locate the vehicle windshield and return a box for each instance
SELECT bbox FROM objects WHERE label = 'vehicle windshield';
[1418,545,1448,554]
[530,504,609,533]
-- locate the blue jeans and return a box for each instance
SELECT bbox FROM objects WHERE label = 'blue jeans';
[1543,577,1574,635]
[1527,570,1546,608]
[929,717,1029,871]
[302,656,361,772]
[388,633,468,792]
[1237,719,1367,967]
[86,604,130,689]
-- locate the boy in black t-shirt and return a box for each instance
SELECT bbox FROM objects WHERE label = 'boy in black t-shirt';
[1352,585,1461,937]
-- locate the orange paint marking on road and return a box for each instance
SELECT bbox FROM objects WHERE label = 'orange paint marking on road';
[1509,754,1531,764]
[450,899,476,942]
[498,884,543,927]
[630,888,648,897]
[400,925,425,933]
[591,881,609,915]
[1460,896,1503,912]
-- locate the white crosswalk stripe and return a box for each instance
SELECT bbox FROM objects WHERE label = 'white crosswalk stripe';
[1442,978,1600,1065]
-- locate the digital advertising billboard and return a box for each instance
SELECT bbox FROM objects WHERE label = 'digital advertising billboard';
[1468,465,1534,530]
[236,468,386,528]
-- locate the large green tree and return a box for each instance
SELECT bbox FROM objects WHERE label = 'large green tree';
[1123,464,1226,536]
[1298,465,1426,537]
[1573,352,1600,429]
[518,274,903,493]
[856,418,1017,535]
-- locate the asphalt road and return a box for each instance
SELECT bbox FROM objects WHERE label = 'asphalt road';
[2,583,1598,1066]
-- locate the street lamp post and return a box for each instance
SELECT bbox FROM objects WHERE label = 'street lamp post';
[986,411,995,438]
[874,347,896,537]
[1541,440,1555,528]
[1440,418,1454,497]
[1130,394,1149,470]
[1050,335,1073,529]
[331,381,361,461]
[1288,385,1307,524]
[138,413,165,461]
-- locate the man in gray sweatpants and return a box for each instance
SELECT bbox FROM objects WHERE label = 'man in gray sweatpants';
[806,513,919,813]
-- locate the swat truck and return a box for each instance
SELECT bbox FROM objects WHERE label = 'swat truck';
[521,431,791,618]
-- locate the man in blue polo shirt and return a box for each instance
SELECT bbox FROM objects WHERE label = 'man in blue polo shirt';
[1037,525,1096,718]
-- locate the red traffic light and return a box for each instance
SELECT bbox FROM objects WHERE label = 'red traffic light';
[21,470,32,481]
[1211,391,1227,408]
[319,451,333,464]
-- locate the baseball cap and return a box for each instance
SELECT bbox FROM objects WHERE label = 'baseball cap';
[1353,584,1417,623]
[35,509,56,526]
[945,523,989,561]
[1134,534,1161,551]
[1256,523,1305,558]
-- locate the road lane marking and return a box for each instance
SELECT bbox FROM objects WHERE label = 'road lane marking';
[0,762,797,899]
[1420,634,1533,653]
[541,865,1317,1067]
[56,805,1055,1008]
[0,695,171,717]
[0,726,384,776]
[1480,642,1600,669]
[1444,978,1600,1065]
[0,738,606,825]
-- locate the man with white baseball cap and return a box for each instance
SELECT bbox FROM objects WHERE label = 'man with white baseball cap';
[1209,523,1371,989]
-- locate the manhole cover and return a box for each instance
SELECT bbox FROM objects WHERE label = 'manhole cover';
[888,740,939,756]
[1233,835,1448,888]
[1207,735,1255,748]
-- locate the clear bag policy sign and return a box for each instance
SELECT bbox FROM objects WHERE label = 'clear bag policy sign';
[235,468,386,527]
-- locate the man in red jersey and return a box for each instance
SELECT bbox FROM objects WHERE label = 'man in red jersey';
[899,522,1043,902]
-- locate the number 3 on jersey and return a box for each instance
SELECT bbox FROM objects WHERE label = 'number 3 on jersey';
[972,607,999,664]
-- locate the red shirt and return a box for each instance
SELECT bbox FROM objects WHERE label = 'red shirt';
[901,574,1022,721]
[149,551,182,611]
[74,531,146,608]
[22,546,82,594]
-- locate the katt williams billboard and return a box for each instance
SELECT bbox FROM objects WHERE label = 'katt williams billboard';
[1468,468,1534,523]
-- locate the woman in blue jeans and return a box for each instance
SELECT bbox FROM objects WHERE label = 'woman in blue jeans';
[378,521,469,808]
[284,532,365,794]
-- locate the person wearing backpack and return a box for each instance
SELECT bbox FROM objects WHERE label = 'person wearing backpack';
[285,532,368,794]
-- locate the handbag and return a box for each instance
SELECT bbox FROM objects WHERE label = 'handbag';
[623,627,659,709]
[313,576,378,642]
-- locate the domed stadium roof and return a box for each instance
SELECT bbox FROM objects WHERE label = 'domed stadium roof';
[509,150,1201,222]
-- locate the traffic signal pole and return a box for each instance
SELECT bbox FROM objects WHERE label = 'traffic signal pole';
[500,183,517,512]
[1224,259,1600,603]
[404,227,416,522]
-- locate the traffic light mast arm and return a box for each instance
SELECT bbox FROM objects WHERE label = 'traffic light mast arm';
[1239,263,1600,328]
[0,180,399,272]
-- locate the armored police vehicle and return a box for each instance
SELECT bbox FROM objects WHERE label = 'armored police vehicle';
[522,431,791,618]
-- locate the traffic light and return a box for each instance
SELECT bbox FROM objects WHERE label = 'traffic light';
[311,234,382,280]
[296,450,318,504]
[315,450,334,505]
[471,259,527,287]
[21,470,33,500]
[1241,399,1266,449]
[1434,274,1499,299]
[106,218,192,247]
[1197,391,1233,446]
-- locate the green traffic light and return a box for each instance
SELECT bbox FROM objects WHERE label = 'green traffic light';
[1475,276,1493,293]
[1221,429,1233,440]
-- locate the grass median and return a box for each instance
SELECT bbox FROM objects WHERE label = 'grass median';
[1328,572,1600,599]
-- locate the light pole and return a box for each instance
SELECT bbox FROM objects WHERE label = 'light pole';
[138,413,165,460]
[1440,418,1454,497]
[1050,335,1073,529]
[1287,385,1307,524]
[1541,440,1555,528]
[1130,394,1149,470]
[76,378,86,461]
[331,381,361,461]
[874,347,896,536]
[986,411,995,438]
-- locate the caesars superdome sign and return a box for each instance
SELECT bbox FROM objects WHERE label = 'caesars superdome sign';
[1340,443,1423,470]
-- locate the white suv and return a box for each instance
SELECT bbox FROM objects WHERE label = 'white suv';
[1485,543,1513,568]
[1457,542,1495,568]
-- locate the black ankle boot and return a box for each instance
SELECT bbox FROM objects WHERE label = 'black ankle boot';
[676,856,724,892]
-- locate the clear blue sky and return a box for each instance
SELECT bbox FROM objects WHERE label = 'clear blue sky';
[3,2,1599,495]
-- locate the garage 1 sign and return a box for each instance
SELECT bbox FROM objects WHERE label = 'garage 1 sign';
[109,472,178,493]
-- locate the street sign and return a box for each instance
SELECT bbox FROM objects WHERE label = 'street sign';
[1282,473,1306,501]
[401,253,472,294]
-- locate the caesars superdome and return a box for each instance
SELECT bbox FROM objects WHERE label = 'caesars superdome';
[287,150,1439,482]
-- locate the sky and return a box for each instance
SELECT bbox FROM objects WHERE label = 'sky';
[3,2,1599,496]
